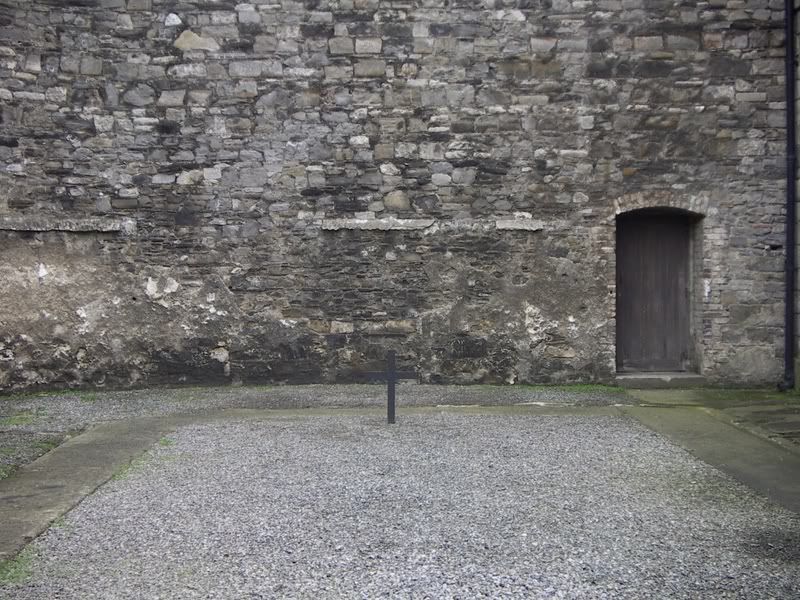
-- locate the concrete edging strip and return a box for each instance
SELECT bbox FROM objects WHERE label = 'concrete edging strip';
[623,405,800,514]
[0,417,188,562]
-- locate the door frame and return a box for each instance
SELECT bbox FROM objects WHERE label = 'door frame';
[615,207,704,373]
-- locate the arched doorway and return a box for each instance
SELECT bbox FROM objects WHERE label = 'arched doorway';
[616,208,700,372]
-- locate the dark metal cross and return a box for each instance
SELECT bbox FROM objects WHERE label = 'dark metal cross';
[363,350,415,424]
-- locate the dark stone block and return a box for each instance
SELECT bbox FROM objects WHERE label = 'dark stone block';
[300,24,333,38]
[633,60,675,78]
[430,24,452,37]
[479,160,510,175]
[708,55,751,77]
[449,335,488,359]
[158,120,180,135]
[381,23,413,39]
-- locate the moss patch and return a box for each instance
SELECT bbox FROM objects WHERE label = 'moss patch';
[0,547,34,585]
[0,413,37,426]
[111,453,150,482]
[0,464,16,480]
[33,438,60,454]
[480,383,627,394]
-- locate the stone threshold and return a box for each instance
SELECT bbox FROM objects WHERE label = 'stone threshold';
[615,371,707,389]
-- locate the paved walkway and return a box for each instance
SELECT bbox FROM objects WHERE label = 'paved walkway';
[0,386,799,597]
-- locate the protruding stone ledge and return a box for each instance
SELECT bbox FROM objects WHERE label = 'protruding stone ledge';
[322,215,555,233]
[0,216,137,235]
[322,217,435,231]
[495,218,545,231]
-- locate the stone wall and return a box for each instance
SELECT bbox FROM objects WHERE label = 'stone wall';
[0,0,789,391]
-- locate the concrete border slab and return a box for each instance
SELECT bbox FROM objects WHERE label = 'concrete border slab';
[623,406,800,514]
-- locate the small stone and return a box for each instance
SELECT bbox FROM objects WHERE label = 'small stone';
[384,190,410,211]
[95,196,112,212]
[117,13,134,29]
[24,54,41,73]
[80,56,103,75]
[229,61,263,77]
[123,84,155,106]
[578,115,595,130]
[93,116,115,132]
[203,166,222,182]
[634,36,663,51]
[173,30,220,52]
[355,38,382,54]
[168,63,208,78]
[61,55,80,73]
[127,0,152,10]
[152,173,176,184]
[324,65,353,80]
[177,170,204,185]
[329,37,354,55]
[165,13,182,26]
[188,90,211,105]
[238,9,261,24]
[530,38,557,53]
[210,347,229,363]
[349,135,370,148]
[379,163,401,176]
[452,168,476,185]
[330,321,354,334]
[157,89,186,106]
[736,92,767,102]
[234,81,258,98]
[14,92,45,101]
[111,197,138,209]
[118,187,139,198]
[45,87,67,104]
[354,59,386,78]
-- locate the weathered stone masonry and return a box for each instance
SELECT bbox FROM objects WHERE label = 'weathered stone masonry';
[0,0,789,390]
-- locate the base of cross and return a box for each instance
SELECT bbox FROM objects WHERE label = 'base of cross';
[361,350,416,424]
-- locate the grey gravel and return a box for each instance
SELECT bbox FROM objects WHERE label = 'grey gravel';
[0,384,628,478]
[2,384,628,432]
[3,414,799,599]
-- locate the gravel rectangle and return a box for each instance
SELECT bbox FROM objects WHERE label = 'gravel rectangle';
[4,414,800,599]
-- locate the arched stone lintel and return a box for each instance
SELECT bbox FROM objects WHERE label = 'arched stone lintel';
[611,191,709,220]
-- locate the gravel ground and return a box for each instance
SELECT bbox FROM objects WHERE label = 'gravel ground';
[3,413,799,599]
[0,384,628,479]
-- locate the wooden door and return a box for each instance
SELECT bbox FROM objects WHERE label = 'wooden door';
[616,212,691,372]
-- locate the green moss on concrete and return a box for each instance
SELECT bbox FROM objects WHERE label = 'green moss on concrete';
[0,547,34,585]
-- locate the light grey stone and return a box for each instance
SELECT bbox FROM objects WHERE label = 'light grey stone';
[384,190,410,210]
[157,90,186,106]
[123,84,155,106]
[80,57,103,75]
[329,37,354,55]
[173,30,220,52]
